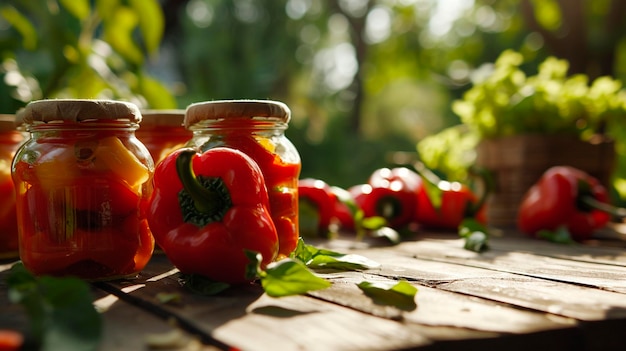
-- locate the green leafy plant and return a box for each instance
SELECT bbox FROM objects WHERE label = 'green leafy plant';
[418,50,626,187]
[452,49,626,140]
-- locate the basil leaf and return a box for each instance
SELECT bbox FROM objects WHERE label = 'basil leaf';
[261,259,331,297]
[369,226,401,244]
[291,239,380,270]
[459,218,489,252]
[357,280,418,311]
[6,262,102,351]
[179,274,230,296]
[537,227,575,244]
[360,216,387,230]
[308,253,381,270]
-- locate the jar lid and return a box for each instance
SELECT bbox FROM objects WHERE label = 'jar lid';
[139,109,185,127]
[21,99,142,124]
[184,100,290,129]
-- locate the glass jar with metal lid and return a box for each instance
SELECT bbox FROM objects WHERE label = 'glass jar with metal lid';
[184,100,301,258]
[0,114,26,259]
[12,99,155,280]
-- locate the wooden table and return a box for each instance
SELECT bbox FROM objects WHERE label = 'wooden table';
[3,227,626,351]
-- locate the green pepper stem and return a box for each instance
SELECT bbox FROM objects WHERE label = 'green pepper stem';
[176,149,221,215]
[580,195,626,220]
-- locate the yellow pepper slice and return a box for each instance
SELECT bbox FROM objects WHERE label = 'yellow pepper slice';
[93,136,150,190]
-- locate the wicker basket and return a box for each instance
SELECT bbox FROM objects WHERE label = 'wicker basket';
[475,134,615,228]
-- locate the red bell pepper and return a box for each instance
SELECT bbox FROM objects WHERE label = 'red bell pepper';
[147,147,279,284]
[517,166,614,241]
[298,178,338,237]
[351,167,421,229]
[413,163,487,230]
[201,133,300,258]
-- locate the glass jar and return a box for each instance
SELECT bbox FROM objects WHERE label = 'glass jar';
[136,109,192,164]
[12,99,155,280]
[184,100,301,257]
[0,114,26,259]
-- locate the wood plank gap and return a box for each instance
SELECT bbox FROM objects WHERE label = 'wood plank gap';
[92,281,233,351]
[406,254,609,291]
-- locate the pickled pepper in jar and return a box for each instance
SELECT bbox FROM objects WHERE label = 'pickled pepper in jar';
[0,114,26,259]
[12,99,155,280]
[184,100,301,258]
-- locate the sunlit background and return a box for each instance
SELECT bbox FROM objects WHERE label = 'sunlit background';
[2,0,626,192]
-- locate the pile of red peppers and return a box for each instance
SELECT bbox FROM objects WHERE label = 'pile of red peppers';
[298,164,487,238]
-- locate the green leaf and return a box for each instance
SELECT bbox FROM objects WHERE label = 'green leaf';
[155,292,181,305]
[179,274,231,296]
[6,263,102,351]
[357,280,418,311]
[361,216,387,230]
[96,0,121,21]
[261,259,331,297]
[102,6,144,64]
[1,6,37,50]
[459,218,489,252]
[537,227,575,244]
[369,226,401,244]
[129,0,164,55]
[59,0,91,20]
[291,238,381,270]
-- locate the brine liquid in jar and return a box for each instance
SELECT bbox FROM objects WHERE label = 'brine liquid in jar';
[184,100,301,258]
[12,99,155,280]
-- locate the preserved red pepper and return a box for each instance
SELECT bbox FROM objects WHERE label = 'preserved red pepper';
[184,100,301,258]
[12,99,155,280]
[0,114,25,259]
[135,110,192,164]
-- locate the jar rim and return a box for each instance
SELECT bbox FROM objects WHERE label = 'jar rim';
[20,99,142,124]
[184,100,290,129]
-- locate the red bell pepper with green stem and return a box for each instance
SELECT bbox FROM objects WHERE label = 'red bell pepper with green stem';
[517,166,621,241]
[352,167,421,230]
[147,147,279,284]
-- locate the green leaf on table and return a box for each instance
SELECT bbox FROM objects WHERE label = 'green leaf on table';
[291,238,380,270]
[179,274,230,296]
[369,226,401,244]
[260,259,331,297]
[357,280,418,311]
[155,292,182,305]
[459,218,489,252]
[6,262,102,351]
[537,227,575,244]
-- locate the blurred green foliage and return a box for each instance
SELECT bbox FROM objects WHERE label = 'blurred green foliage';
[0,0,175,112]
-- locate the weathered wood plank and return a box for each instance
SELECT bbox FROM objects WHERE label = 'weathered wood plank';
[97,253,581,350]
[391,237,626,294]
[314,236,626,322]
